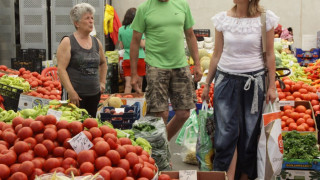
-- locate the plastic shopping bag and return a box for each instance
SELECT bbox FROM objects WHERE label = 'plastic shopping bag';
[176,109,198,145]
[257,102,283,180]
[196,102,214,171]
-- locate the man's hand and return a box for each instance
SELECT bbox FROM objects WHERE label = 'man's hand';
[193,65,203,82]
[131,74,142,94]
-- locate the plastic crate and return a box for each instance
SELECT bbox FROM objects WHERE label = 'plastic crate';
[194,29,210,41]
[295,48,320,66]
[100,102,141,129]
[11,49,46,73]
[0,83,23,111]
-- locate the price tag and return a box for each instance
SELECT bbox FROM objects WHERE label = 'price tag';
[279,101,295,107]
[47,109,62,121]
[115,108,125,113]
[68,132,93,154]
[59,100,68,105]
[289,61,294,66]
[283,44,289,49]
[8,74,18,77]
[179,170,197,180]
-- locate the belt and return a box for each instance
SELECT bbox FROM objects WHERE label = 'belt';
[217,67,265,114]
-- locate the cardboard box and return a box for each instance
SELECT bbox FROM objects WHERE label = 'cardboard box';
[280,101,318,139]
[18,93,50,110]
[117,93,147,118]
[160,171,227,180]
[276,169,320,180]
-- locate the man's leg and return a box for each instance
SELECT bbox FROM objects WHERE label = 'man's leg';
[166,109,190,141]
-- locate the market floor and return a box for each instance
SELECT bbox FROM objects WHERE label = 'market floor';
[169,134,199,171]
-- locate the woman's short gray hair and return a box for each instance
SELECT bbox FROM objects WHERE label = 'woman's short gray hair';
[70,3,95,23]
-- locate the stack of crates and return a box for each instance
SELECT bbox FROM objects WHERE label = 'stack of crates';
[295,48,320,66]
[11,49,46,73]
[193,29,210,41]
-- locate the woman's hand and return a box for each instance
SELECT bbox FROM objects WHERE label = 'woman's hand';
[266,87,277,104]
[69,91,82,107]
[201,84,210,103]
[100,82,106,93]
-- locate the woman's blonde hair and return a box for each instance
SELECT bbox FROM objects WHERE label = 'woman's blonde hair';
[232,0,264,17]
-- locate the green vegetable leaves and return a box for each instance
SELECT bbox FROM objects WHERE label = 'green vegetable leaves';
[283,131,320,160]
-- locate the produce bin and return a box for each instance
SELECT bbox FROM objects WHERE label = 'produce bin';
[0,83,23,111]
[11,49,46,73]
[100,102,141,129]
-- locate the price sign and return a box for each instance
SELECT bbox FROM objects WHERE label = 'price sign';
[47,109,62,121]
[179,170,197,180]
[289,61,294,66]
[68,132,93,154]
[279,101,295,107]
[59,100,68,105]
[115,108,125,113]
[8,74,18,77]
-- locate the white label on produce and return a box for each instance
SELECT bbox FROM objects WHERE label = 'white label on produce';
[179,170,197,180]
[279,101,295,107]
[59,100,68,105]
[115,108,125,113]
[47,109,62,121]
[68,132,93,154]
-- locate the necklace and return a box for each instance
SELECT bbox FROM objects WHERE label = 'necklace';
[76,33,91,49]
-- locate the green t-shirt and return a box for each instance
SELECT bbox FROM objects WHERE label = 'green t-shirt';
[131,0,195,69]
[118,25,145,60]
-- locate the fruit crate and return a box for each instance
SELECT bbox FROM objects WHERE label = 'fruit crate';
[194,29,210,41]
[0,83,23,111]
[100,102,141,129]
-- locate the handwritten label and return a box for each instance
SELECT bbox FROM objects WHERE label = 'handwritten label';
[279,101,295,107]
[47,109,62,121]
[179,170,197,180]
[115,108,125,113]
[68,132,93,154]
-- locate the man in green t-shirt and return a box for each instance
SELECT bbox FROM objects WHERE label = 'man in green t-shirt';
[130,0,202,141]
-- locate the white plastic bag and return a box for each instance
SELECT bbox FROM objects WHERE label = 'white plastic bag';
[257,102,283,180]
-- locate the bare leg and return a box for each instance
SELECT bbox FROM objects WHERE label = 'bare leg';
[166,109,190,141]
[154,110,190,141]
[124,76,132,93]
[138,76,143,92]
[227,147,237,180]
[155,111,169,125]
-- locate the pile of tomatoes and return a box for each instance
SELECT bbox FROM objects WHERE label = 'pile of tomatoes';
[280,105,316,132]
[0,116,157,180]
[195,83,214,107]
[277,76,320,115]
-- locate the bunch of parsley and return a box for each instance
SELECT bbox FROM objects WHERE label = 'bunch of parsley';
[283,131,320,160]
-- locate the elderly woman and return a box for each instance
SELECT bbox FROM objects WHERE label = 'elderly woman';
[57,3,107,117]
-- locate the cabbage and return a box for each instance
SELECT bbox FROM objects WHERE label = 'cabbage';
[108,97,123,108]
[199,49,209,60]
[274,42,282,53]
[200,57,210,71]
